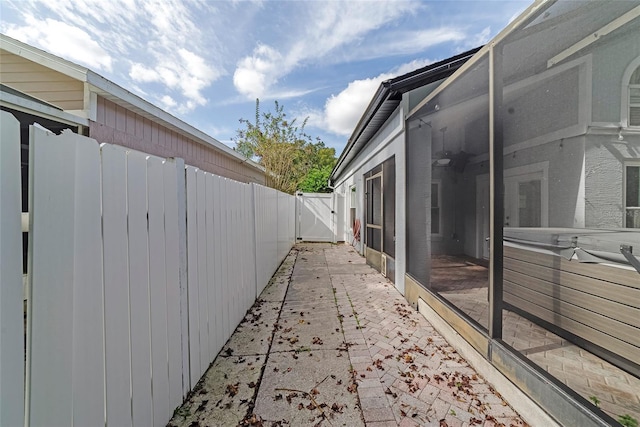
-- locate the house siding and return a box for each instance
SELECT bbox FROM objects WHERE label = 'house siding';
[0,50,84,110]
[91,97,265,184]
[333,107,406,293]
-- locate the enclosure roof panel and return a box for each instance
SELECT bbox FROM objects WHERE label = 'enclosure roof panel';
[330,47,481,182]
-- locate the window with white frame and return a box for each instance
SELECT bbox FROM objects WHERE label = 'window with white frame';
[626,163,640,228]
[431,181,441,235]
[630,65,640,126]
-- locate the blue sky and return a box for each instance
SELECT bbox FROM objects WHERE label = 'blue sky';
[0,0,528,153]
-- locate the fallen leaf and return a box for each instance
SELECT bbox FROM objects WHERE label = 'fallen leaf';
[226,383,239,397]
[195,400,208,412]
[239,413,264,426]
[384,387,398,398]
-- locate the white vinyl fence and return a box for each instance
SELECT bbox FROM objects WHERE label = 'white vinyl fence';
[0,111,24,427]
[0,111,295,427]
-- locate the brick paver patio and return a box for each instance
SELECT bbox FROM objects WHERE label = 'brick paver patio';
[169,244,531,426]
[434,258,640,423]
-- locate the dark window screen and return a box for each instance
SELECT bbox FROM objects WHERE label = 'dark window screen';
[383,156,396,257]
[370,177,382,226]
[365,175,382,251]
[406,128,430,286]
[366,227,382,252]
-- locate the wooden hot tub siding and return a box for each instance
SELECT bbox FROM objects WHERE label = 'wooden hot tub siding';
[503,246,640,370]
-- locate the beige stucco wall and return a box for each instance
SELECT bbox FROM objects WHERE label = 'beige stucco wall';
[90,96,265,184]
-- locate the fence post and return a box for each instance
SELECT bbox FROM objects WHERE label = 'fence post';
[174,158,190,399]
[250,183,259,299]
[0,111,25,427]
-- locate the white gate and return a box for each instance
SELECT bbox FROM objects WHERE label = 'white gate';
[296,192,334,242]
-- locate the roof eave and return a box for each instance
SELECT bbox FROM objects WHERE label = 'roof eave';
[0,34,88,82]
[330,47,484,183]
[86,71,265,173]
[330,82,392,180]
[1,34,264,174]
[0,87,89,127]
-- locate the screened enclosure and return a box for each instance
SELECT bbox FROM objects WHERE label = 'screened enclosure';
[364,156,396,280]
[405,2,640,425]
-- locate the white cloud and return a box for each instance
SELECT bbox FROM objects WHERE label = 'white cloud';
[161,95,177,109]
[391,58,435,77]
[4,0,224,114]
[5,15,113,71]
[129,63,159,82]
[125,2,222,113]
[233,0,421,99]
[307,58,434,137]
[325,77,384,135]
[350,27,466,61]
[233,44,283,99]
[463,26,492,51]
[129,48,218,113]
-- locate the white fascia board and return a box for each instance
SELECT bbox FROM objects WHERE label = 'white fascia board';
[0,91,89,127]
[0,34,88,82]
[85,70,264,172]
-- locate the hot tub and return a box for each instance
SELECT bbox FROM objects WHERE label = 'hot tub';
[502,228,640,374]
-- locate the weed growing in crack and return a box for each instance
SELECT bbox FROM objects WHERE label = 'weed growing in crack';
[345,292,362,329]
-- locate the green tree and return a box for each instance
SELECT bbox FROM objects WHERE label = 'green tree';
[233,99,336,194]
[298,165,334,193]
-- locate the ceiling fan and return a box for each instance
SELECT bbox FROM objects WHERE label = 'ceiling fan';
[433,126,452,166]
[433,126,474,172]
